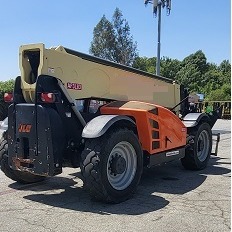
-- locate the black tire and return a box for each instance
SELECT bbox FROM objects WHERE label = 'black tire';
[0,132,46,184]
[80,128,143,203]
[181,123,212,170]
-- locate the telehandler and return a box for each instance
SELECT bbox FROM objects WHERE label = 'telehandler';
[0,44,220,203]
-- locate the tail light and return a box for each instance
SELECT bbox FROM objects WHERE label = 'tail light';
[4,93,13,103]
[40,93,56,103]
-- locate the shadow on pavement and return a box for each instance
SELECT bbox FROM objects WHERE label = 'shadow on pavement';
[140,156,230,195]
[8,156,230,215]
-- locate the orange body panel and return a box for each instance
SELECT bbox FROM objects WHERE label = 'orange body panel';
[101,101,187,155]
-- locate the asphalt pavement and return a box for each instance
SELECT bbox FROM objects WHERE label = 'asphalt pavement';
[0,119,230,232]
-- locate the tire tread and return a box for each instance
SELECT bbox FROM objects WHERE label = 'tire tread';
[80,128,142,203]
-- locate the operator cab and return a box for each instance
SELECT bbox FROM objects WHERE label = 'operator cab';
[75,98,113,123]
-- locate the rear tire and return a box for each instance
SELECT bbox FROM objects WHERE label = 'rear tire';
[181,123,212,170]
[80,128,143,203]
[0,132,46,184]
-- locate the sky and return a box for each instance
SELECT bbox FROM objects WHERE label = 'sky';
[0,0,230,81]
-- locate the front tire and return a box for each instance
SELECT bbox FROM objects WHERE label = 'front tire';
[181,123,212,170]
[80,128,143,203]
[0,132,46,184]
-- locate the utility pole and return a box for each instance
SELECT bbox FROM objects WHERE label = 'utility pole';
[144,0,171,76]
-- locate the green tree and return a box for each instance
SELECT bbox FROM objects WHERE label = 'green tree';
[160,57,181,80]
[132,50,231,101]
[219,60,231,76]
[112,8,138,66]
[207,84,231,101]
[200,61,231,100]
[181,50,208,75]
[133,56,156,74]
[175,50,211,93]
[133,56,181,80]
[176,63,202,92]
[218,60,231,85]
[201,67,222,94]
[90,8,138,66]
[89,15,116,61]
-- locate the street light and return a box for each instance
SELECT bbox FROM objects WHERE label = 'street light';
[144,0,171,76]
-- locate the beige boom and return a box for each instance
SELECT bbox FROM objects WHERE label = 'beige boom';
[20,43,180,110]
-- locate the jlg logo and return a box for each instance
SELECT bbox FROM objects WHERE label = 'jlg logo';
[18,124,32,133]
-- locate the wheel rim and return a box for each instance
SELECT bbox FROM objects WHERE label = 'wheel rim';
[197,130,210,162]
[107,141,137,190]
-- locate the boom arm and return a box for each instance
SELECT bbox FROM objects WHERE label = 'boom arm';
[19,43,181,112]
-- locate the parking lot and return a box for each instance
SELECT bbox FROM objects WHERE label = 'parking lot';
[0,119,230,232]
